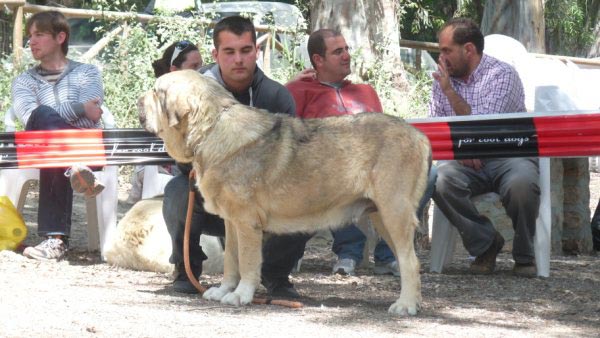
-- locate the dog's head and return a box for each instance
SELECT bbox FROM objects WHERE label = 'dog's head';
[138,70,237,162]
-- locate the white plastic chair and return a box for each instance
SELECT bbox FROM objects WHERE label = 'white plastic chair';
[429,83,581,278]
[429,159,551,277]
[0,107,119,254]
[141,165,174,199]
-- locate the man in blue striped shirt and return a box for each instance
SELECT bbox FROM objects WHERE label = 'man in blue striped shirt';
[11,11,105,261]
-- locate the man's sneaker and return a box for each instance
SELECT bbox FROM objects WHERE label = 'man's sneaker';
[66,164,105,198]
[513,262,537,278]
[332,258,356,276]
[374,260,400,277]
[172,263,202,294]
[262,278,300,299]
[23,237,68,261]
[470,231,505,274]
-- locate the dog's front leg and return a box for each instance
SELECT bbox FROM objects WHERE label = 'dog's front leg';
[203,220,240,302]
[220,222,262,306]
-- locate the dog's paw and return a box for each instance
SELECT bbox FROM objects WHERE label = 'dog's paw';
[388,299,420,316]
[202,286,229,301]
[233,281,255,305]
[218,281,256,306]
[221,292,243,306]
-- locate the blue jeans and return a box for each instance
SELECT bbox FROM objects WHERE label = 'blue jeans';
[332,165,438,263]
[25,106,76,237]
[332,224,395,263]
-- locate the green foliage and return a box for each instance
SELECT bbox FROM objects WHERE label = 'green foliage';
[402,69,434,118]
[0,57,27,130]
[99,22,155,128]
[545,0,596,56]
[266,2,310,83]
[398,0,484,44]
[80,0,147,12]
[98,15,214,128]
[364,57,432,120]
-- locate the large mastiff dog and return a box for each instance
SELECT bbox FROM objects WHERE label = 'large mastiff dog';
[138,70,431,315]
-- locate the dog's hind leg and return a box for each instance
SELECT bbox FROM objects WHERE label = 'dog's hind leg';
[203,220,240,303]
[370,204,422,316]
[220,221,262,306]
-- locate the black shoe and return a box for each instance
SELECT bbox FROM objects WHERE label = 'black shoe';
[173,263,202,294]
[513,262,537,278]
[262,278,300,299]
[469,231,505,275]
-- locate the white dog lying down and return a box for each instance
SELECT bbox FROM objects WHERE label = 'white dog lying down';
[104,197,223,275]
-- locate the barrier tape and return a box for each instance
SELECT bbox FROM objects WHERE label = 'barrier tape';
[1,112,599,169]
[0,129,173,169]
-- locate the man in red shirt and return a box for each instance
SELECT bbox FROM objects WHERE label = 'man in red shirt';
[286,30,382,119]
[286,29,399,276]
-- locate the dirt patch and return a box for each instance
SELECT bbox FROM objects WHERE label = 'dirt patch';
[0,169,598,337]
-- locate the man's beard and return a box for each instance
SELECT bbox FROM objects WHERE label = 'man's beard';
[446,56,469,78]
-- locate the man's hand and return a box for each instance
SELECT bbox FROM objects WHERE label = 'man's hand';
[84,98,103,122]
[458,159,483,171]
[291,68,316,82]
[432,55,452,93]
[432,55,472,116]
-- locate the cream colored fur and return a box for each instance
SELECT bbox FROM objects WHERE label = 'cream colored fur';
[138,70,432,316]
[104,197,223,275]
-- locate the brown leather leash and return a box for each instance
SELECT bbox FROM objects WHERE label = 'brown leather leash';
[183,170,303,308]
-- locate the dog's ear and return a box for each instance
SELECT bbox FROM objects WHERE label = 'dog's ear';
[156,80,192,128]
[166,94,191,128]
[137,90,163,133]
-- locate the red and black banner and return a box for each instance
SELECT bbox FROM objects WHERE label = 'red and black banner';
[1,112,599,169]
[412,111,600,160]
[0,129,172,169]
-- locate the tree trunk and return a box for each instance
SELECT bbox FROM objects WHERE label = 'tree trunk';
[589,22,600,58]
[587,2,600,58]
[309,0,405,80]
[480,0,545,53]
[309,0,374,72]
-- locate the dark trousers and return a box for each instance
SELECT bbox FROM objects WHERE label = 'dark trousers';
[25,106,75,237]
[592,198,600,251]
[162,173,312,282]
[433,158,540,264]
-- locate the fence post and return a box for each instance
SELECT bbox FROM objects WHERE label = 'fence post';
[12,5,23,67]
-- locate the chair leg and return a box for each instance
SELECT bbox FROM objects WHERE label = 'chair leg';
[85,197,100,251]
[429,206,459,273]
[141,165,174,200]
[0,169,40,213]
[85,166,119,256]
[534,158,551,277]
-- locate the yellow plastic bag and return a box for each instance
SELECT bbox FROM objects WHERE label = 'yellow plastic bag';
[0,196,27,251]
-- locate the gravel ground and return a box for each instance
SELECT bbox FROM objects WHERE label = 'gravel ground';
[0,169,598,337]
